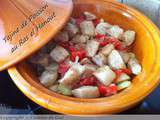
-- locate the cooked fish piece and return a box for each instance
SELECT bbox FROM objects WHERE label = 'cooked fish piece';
[120,52,135,63]
[116,73,131,83]
[84,64,98,72]
[65,23,79,38]
[80,21,95,36]
[58,68,80,88]
[39,70,58,87]
[50,46,69,63]
[49,84,59,92]
[80,58,92,65]
[100,44,114,56]
[54,31,69,42]
[84,11,97,20]
[106,25,124,39]
[92,53,107,67]
[93,66,116,86]
[71,34,89,44]
[29,54,50,67]
[128,58,141,75]
[108,50,126,70]
[121,30,136,46]
[86,40,99,57]
[72,86,100,98]
[45,62,59,72]
[96,22,112,35]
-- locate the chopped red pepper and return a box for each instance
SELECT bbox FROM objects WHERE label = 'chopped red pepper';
[93,19,100,26]
[95,34,106,40]
[98,84,117,96]
[98,84,107,96]
[75,15,85,27]
[59,41,70,49]
[105,84,117,96]
[113,68,132,80]
[70,48,86,62]
[80,76,97,86]
[58,62,70,76]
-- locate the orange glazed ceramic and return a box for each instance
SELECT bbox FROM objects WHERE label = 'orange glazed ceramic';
[0,0,73,71]
[8,0,160,115]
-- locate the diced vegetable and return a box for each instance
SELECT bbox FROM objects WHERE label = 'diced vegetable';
[70,48,86,62]
[93,66,116,86]
[72,86,100,98]
[79,76,97,86]
[117,81,131,91]
[57,84,72,96]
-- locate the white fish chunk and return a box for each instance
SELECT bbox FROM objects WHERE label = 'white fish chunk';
[96,22,112,35]
[84,11,97,20]
[39,70,58,87]
[59,68,79,88]
[50,46,69,63]
[121,30,136,46]
[71,34,89,44]
[80,21,95,36]
[120,52,135,63]
[92,53,107,67]
[65,23,79,38]
[100,44,114,56]
[108,50,126,70]
[72,86,100,98]
[54,31,69,42]
[86,40,99,57]
[45,62,59,72]
[93,66,116,86]
[128,58,141,75]
[106,25,124,39]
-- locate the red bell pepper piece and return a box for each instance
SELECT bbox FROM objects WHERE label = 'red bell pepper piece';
[95,34,106,40]
[113,68,132,80]
[105,84,117,96]
[75,15,85,27]
[58,62,70,77]
[70,48,86,62]
[98,84,107,96]
[98,84,117,96]
[80,76,97,86]
[93,19,100,26]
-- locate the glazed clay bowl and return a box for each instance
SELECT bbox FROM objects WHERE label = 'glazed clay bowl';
[8,0,160,114]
